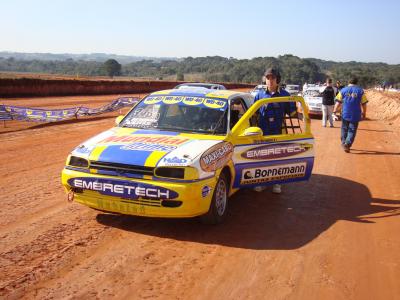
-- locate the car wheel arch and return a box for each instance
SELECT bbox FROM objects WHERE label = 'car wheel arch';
[220,166,232,194]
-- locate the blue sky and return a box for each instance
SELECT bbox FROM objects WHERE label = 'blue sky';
[1,0,399,63]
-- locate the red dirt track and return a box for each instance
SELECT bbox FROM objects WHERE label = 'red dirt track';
[0,92,399,299]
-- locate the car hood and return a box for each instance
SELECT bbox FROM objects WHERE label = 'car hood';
[71,127,224,168]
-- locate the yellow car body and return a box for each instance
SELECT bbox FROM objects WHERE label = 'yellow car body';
[61,89,314,223]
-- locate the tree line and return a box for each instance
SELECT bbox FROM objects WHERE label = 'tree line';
[1,54,399,87]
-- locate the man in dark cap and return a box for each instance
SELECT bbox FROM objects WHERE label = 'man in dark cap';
[253,67,296,194]
[333,77,368,153]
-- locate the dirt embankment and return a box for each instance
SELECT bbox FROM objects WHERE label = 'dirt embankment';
[365,90,400,128]
[0,78,253,97]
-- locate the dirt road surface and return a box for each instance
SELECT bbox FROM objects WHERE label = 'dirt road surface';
[1,93,399,300]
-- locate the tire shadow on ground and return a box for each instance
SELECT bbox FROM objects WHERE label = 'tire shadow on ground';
[96,174,400,250]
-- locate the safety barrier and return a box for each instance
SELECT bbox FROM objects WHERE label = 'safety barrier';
[0,97,139,122]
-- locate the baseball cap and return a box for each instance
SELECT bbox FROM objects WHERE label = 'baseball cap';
[264,67,280,77]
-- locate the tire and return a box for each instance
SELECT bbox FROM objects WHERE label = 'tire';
[200,173,228,225]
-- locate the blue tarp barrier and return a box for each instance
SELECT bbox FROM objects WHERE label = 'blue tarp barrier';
[0,97,139,122]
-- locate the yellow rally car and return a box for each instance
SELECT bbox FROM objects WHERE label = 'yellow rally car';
[62,88,314,224]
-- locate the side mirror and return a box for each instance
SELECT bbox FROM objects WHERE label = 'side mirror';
[115,115,124,126]
[241,127,263,137]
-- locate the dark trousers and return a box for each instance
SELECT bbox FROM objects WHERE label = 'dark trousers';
[341,119,359,147]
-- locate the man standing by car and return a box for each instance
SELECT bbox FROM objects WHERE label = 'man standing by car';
[320,78,337,127]
[253,67,296,194]
[333,77,368,153]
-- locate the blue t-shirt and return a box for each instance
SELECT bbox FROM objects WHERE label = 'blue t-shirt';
[335,85,368,122]
[254,88,295,135]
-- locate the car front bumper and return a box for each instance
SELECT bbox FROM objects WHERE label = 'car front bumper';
[61,168,217,218]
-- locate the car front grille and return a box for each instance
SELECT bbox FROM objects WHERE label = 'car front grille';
[90,161,154,176]
[121,197,161,207]
[121,198,183,208]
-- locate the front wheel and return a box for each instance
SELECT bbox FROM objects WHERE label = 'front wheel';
[200,173,228,225]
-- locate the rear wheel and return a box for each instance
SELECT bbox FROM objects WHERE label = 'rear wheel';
[200,173,228,225]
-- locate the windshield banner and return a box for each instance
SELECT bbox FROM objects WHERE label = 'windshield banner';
[143,96,227,110]
[0,97,139,122]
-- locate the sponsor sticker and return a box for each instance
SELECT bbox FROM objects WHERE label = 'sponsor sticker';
[241,143,311,160]
[100,135,190,146]
[125,118,158,128]
[121,143,177,152]
[200,142,233,172]
[203,99,226,109]
[74,144,93,154]
[241,162,307,185]
[162,156,188,166]
[182,97,204,106]
[201,185,211,198]
[163,96,184,104]
[68,177,179,200]
[108,135,190,152]
[143,96,163,104]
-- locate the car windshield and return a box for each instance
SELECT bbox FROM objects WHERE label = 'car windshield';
[119,95,228,135]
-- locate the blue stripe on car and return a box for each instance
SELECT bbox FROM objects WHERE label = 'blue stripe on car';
[98,145,152,166]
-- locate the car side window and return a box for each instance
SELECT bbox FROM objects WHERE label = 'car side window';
[230,98,246,129]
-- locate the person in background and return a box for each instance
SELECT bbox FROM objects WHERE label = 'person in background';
[320,78,337,127]
[336,80,344,95]
[303,82,308,92]
[333,77,368,153]
[253,67,296,194]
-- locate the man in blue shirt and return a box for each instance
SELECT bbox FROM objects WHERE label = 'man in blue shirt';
[253,68,296,194]
[333,77,368,153]
[254,68,296,135]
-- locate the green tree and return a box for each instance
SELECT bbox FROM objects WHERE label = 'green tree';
[103,59,121,78]
[176,71,184,81]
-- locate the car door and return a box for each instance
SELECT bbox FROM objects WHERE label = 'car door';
[228,96,314,189]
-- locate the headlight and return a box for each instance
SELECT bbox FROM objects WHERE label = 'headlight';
[68,156,89,168]
[155,167,184,179]
[154,167,199,180]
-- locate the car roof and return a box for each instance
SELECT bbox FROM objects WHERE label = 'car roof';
[174,82,226,90]
[253,85,266,89]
